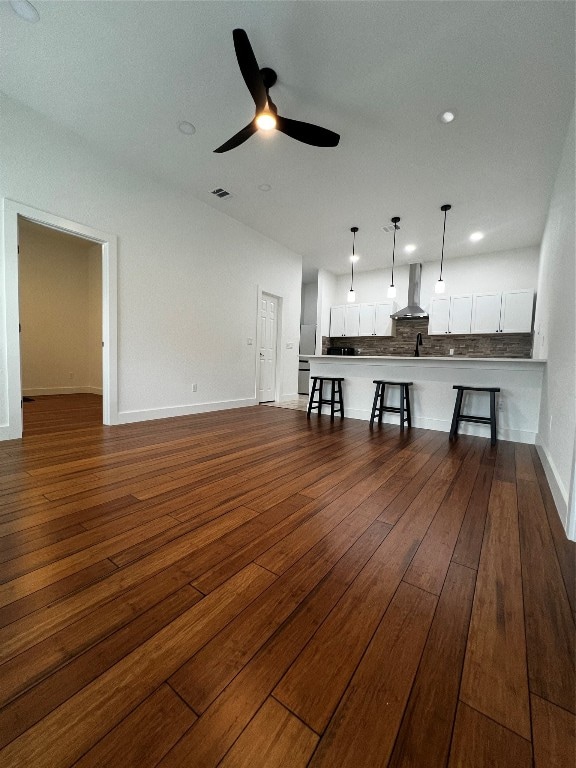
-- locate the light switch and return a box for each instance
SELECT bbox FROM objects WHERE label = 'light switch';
[286,342,294,349]
[247,338,253,345]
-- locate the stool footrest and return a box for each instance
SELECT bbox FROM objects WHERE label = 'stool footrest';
[457,415,492,425]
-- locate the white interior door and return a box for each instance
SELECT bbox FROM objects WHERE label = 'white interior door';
[258,293,278,403]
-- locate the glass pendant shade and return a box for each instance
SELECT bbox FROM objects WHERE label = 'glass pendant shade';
[347,289,356,303]
[387,284,397,298]
[435,279,446,294]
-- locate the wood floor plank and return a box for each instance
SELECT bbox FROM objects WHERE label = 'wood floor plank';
[0,564,275,768]
[387,562,476,768]
[218,697,318,768]
[402,438,484,594]
[448,702,533,768]
[169,514,393,714]
[73,684,197,768]
[530,445,576,618]
[0,397,570,768]
[156,520,393,768]
[308,582,437,768]
[0,505,256,663]
[0,515,180,606]
[516,447,575,714]
[451,451,494,570]
[0,586,200,749]
[273,455,462,733]
[531,693,576,768]
[460,449,531,740]
[0,559,117,629]
[0,564,203,707]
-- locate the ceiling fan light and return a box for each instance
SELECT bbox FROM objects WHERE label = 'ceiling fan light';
[255,111,277,131]
[387,284,397,299]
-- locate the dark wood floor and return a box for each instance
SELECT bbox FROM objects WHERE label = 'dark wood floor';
[0,394,574,767]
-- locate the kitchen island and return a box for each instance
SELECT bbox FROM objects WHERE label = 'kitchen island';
[308,356,546,444]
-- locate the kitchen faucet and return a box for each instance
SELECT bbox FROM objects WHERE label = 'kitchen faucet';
[414,333,423,357]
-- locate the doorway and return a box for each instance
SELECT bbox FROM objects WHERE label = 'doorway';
[258,292,279,403]
[1,199,118,440]
[18,219,103,433]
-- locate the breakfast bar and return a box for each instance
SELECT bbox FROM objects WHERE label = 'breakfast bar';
[308,356,546,444]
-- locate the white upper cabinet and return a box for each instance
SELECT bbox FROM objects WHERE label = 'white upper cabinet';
[330,302,396,337]
[449,294,473,334]
[374,302,395,336]
[330,305,346,337]
[472,293,502,333]
[500,290,534,333]
[359,304,376,336]
[344,304,360,336]
[430,290,534,335]
[428,297,450,334]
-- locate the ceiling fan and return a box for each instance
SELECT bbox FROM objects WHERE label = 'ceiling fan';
[214,29,340,153]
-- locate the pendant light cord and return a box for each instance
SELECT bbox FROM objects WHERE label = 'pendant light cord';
[350,227,357,291]
[439,205,450,281]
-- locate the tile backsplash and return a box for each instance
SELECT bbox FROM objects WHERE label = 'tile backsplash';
[323,318,533,358]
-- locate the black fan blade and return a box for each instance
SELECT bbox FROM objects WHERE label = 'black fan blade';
[214,121,257,153]
[276,115,340,147]
[233,29,267,112]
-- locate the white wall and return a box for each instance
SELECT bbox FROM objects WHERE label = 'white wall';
[317,268,338,347]
[300,280,318,325]
[331,247,540,309]
[88,244,103,392]
[18,221,102,395]
[0,94,302,430]
[534,110,575,539]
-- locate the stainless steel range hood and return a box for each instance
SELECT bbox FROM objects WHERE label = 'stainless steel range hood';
[390,263,429,319]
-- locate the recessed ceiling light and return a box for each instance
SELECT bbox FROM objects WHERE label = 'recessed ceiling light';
[439,110,456,124]
[404,244,417,254]
[258,184,272,192]
[178,121,196,135]
[10,0,39,22]
[469,231,484,242]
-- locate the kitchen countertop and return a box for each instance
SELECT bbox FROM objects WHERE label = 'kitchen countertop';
[310,355,545,363]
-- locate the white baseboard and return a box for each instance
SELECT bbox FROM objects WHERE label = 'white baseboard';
[279,393,302,402]
[23,386,103,396]
[535,440,570,535]
[117,397,258,425]
[343,407,537,444]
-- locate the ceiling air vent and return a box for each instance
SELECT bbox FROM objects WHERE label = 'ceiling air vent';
[211,187,233,200]
[381,224,400,234]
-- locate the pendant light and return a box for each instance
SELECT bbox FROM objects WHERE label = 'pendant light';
[435,204,452,294]
[388,216,400,298]
[347,226,359,303]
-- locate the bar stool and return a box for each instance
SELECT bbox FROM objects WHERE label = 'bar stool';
[307,377,345,419]
[449,385,500,446]
[370,381,412,430]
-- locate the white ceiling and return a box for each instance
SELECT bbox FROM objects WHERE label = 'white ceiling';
[1,1,574,281]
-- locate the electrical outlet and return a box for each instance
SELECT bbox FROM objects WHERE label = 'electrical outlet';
[247,338,253,346]
[192,383,197,393]
[449,349,454,356]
